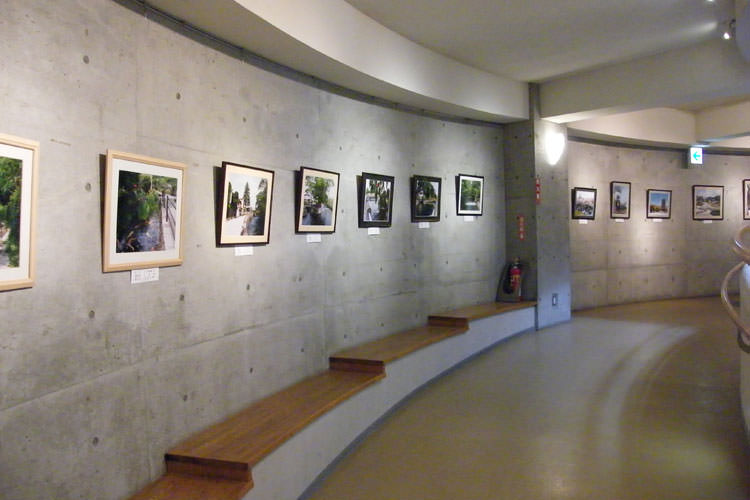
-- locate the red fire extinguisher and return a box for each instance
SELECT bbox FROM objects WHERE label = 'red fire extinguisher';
[509,257,522,298]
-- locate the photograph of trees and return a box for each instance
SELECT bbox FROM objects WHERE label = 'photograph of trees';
[0,155,22,268]
[219,162,274,244]
[116,171,179,253]
[358,173,394,228]
[456,174,484,215]
[301,174,335,226]
[296,167,339,233]
[411,175,441,222]
[224,173,268,236]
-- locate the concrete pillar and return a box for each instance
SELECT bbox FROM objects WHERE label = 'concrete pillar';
[504,84,571,327]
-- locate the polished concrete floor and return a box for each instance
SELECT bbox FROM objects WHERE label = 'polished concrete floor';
[304,298,750,500]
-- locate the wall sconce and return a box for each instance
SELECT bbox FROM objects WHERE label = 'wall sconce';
[545,130,566,166]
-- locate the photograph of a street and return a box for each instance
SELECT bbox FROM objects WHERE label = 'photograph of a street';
[223,171,269,236]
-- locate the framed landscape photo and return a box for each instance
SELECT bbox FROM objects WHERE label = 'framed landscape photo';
[571,187,596,220]
[220,162,274,244]
[610,181,631,219]
[0,133,39,291]
[411,175,441,222]
[646,189,672,219]
[456,174,484,216]
[743,180,750,220]
[103,150,185,272]
[692,185,723,220]
[296,167,339,233]
[358,172,394,228]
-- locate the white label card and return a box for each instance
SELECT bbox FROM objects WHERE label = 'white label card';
[418,222,430,229]
[702,220,713,224]
[615,219,625,223]
[306,233,322,243]
[463,216,476,222]
[131,268,159,284]
[234,246,254,256]
[652,219,663,223]
[367,227,381,236]
[578,220,588,225]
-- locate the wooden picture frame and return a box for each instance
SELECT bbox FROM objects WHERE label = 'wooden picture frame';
[456,174,484,216]
[743,180,750,220]
[0,133,39,291]
[296,167,339,233]
[103,150,185,272]
[411,175,441,222]
[610,181,631,219]
[692,185,723,220]
[219,161,274,245]
[358,172,394,228]
[646,189,672,219]
[571,187,597,220]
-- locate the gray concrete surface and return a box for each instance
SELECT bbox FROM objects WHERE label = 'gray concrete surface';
[0,1,506,499]
[569,141,747,310]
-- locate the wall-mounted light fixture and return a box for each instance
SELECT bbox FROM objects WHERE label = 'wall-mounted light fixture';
[544,130,566,166]
[723,19,736,40]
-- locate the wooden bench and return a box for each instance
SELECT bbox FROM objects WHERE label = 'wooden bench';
[129,301,535,500]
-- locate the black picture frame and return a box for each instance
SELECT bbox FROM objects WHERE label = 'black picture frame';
[571,187,597,220]
[411,175,441,222]
[358,172,394,228]
[646,189,672,219]
[295,166,340,233]
[218,161,274,245]
[610,181,631,219]
[456,174,484,216]
[692,185,724,221]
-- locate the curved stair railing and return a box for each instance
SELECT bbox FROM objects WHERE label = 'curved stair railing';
[720,225,750,354]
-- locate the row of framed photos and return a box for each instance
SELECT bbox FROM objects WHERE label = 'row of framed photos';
[0,132,486,290]
[571,181,747,221]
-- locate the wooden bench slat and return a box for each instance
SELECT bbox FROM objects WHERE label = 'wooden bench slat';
[330,325,467,373]
[166,370,384,475]
[428,301,536,326]
[128,473,252,500]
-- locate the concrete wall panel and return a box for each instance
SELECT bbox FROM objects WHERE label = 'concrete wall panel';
[569,141,746,310]
[0,1,505,498]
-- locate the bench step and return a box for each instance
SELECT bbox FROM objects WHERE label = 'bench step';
[165,370,384,482]
[330,324,467,373]
[428,301,536,327]
[128,473,252,500]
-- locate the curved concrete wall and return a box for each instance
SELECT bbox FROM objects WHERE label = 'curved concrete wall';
[0,1,506,499]
[569,140,749,309]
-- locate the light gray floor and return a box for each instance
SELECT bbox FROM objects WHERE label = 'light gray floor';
[305,298,750,500]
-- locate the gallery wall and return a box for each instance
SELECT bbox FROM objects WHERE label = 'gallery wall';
[569,139,748,310]
[0,1,506,499]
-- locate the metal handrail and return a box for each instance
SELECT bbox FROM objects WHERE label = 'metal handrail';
[720,225,750,353]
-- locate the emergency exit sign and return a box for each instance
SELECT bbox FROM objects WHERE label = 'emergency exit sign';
[689,146,703,165]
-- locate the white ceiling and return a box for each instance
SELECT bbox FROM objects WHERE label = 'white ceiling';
[143,0,750,144]
[344,0,736,82]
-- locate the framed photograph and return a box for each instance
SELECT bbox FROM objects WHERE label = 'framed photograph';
[610,181,631,219]
[358,172,394,228]
[411,175,441,222]
[571,187,597,220]
[743,180,750,220]
[296,167,339,233]
[220,162,274,244]
[103,150,185,272]
[646,189,672,219]
[0,133,39,291]
[456,174,484,216]
[692,185,723,220]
